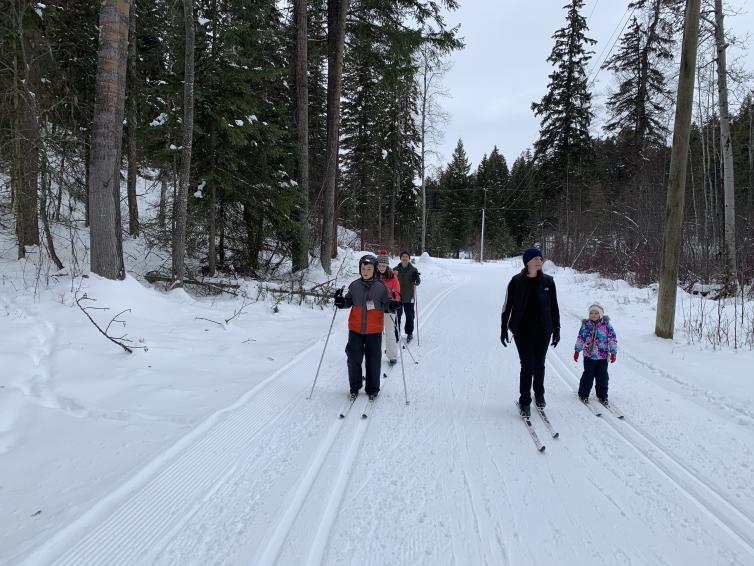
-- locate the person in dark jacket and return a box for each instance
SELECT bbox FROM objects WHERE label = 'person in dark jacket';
[500,247,561,417]
[393,251,421,342]
[334,254,400,399]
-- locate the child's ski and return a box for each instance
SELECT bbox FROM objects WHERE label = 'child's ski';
[599,399,625,419]
[338,394,358,419]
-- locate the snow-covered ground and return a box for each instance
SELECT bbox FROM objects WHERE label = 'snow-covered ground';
[2,249,754,565]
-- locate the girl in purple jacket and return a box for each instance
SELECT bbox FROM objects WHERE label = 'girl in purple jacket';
[573,302,618,404]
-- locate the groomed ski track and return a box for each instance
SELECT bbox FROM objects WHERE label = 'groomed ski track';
[19,259,754,566]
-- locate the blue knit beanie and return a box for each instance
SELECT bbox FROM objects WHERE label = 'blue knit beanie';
[522,247,543,265]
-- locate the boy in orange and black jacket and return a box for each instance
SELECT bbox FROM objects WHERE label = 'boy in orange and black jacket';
[334,254,399,398]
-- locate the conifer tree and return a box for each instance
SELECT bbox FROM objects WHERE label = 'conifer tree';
[531,0,596,259]
[440,139,472,258]
[602,0,678,162]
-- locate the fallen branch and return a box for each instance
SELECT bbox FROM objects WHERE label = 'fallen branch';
[195,316,225,328]
[75,293,147,354]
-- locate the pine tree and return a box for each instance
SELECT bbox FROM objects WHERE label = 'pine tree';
[474,146,512,259]
[602,0,678,161]
[440,139,472,258]
[531,0,596,260]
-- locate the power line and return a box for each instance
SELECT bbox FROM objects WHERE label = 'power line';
[587,5,637,88]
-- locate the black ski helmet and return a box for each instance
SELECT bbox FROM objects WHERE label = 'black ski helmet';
[359,254,378,268]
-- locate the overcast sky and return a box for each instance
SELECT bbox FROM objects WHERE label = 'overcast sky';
[435,0,754,171]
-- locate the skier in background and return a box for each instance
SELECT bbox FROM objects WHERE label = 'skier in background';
[376,250,401,365]
[393,252,421,342]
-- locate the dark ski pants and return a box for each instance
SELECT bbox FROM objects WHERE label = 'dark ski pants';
[578,358,609,400]
[346,331,382,395]
[513,331,551,406]
[397,302,415,336]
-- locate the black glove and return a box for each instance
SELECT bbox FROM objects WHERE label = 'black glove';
[333,288,346,308]
[413,274,421,286]
[500,328,509,347]
[388,300,400,313]
[551,329,560,347]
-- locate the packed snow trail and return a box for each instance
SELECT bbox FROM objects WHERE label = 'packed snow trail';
[16,258,754,566]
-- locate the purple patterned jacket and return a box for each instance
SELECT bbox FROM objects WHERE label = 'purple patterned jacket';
[574,316,618,360]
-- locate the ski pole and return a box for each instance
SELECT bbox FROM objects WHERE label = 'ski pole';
[307,299,340,400]
[402,338,419,365]
[393,314,410,405]
[415,284,420,346]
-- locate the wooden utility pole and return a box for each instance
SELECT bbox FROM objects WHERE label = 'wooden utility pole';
[171,0,196,286]
[714,0,737,294]
[320,0,349,274]
[89,0,130,280]
[655,0,702,338]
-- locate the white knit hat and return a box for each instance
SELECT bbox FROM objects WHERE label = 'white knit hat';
[588,302,605,316]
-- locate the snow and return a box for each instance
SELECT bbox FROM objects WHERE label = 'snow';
[2,251,754,565]
[150,113,168,127]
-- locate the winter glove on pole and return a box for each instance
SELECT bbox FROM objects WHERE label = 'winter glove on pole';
[610,353,616,363]
[500,328,509,347]
[388,300,401,313]
[551,329,560,347]
[573,351,580,362]
[333,288,346,308]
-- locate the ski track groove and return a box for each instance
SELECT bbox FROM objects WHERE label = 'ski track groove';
[53,389,300,566]
[25,334,331,566]
[547,351,754,557]
[239,283,460,566]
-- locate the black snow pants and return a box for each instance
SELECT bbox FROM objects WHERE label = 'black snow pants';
[578,358,609,400]
[513,331,551,406]
[346,331,382,395]
[397,302,415,337]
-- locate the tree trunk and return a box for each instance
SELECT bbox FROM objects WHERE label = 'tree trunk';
[420,57,428,254]
[171,0,195,286]
[320,0,349,274]
[208,126,217,277]
[292,0,310,272]
[89,0,130,280]
[655,0,701,338]
[126,0,139,237]
[207,0,218,277]
[159,171,168,231]
[12,1,41,258]
[40,154,64,270]
[714,0,737,293]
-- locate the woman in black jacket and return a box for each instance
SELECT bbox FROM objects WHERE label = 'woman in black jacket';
[500,248,561,417]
